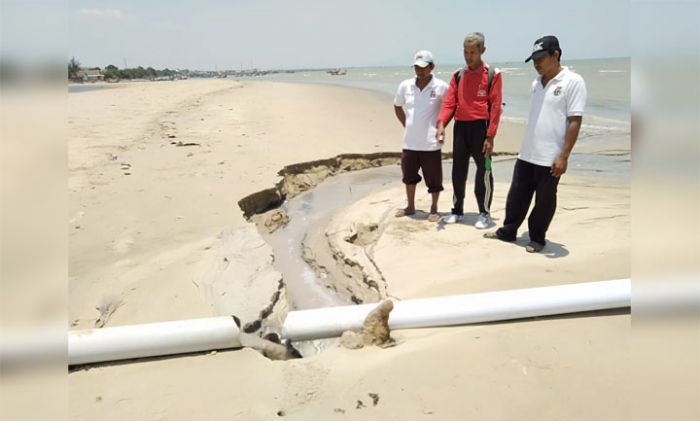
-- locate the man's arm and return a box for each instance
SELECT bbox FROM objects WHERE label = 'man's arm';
[551,115,583,177]
[436,73,459,143]
[394,105,406,127]
[483,70,503,156]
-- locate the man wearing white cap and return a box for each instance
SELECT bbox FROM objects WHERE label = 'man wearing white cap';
[393,50,449,222]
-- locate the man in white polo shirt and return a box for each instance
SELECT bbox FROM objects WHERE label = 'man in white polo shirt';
[485,35,587,252]
[394,50,449,222]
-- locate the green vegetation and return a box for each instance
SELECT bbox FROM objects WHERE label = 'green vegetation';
[104,65,181,80]
[68,57,80,79]
[68,58,188,81]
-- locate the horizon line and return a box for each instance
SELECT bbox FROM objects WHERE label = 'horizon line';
[76,56,630,73]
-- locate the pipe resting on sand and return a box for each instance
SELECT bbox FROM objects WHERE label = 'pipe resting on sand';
[66,279,630,366]
[68,316,242,366]
[282,279,631,341]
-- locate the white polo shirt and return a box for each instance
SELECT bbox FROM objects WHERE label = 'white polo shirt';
[394,76,448,151]
[519,67,587,166]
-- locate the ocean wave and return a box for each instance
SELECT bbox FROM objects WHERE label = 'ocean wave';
[585,118,630,127]
[501,116,528,124]
[580,124,631,136]
[500,116,630,134]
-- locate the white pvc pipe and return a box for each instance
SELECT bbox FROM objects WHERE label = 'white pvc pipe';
[68,316,241,366]
[282,279,630,341]
[67,279,630,365]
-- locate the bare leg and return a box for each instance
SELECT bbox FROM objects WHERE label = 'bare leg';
[396,184,417,217]
[430,192,439,214]
[427,192,441,222]
[405,184,416,212]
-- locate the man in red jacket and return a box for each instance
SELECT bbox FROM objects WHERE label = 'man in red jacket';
[436,32,503,229]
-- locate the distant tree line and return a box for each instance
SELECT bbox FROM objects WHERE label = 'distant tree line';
[68,57,188,81]
[102,64,185,80]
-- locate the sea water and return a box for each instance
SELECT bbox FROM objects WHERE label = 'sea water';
[253,57,631,177]
[255,58,629,128]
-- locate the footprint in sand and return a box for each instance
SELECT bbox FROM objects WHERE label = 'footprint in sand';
[69,211,85,225]
[159,120,178,140]
[94,294,124,328]
[113,232,135,254]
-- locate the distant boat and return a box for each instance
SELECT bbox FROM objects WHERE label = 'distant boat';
[327,68,347,76]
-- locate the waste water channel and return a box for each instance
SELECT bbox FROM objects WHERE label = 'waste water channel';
[259,153,630,313]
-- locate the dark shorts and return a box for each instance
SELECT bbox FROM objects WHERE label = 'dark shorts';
[401,149,444,193]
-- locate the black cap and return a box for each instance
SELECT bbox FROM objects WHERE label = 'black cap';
[525,35,561,62]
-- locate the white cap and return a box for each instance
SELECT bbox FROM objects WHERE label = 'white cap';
[413,50,434,67]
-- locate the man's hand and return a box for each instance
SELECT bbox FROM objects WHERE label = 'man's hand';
[551,156,568,177]
[436,123,445,144]
[482,136,494,156]
[394,105,406,128]
[553,115,582,177]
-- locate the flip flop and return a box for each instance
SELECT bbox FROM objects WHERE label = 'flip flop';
[525,241,545,253]
[395,208,415,218]
[427,213,441,223]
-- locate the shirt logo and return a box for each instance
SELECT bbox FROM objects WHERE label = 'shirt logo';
[553,86,562,96]
[430,90,436,98]
[477,89,487,97]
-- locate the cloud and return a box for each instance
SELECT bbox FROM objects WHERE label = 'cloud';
[78,8,124,18]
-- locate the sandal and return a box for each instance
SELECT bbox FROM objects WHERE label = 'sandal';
[427,213,441,223]
[483,228,516,242]
[525,241,545,253]
[395,207,415,218]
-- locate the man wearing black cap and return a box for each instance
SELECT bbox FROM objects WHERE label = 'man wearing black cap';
[484,35,587,253]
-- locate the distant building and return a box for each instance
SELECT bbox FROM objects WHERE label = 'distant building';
[76,68,104,82]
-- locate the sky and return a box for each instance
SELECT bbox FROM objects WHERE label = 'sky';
[65,0,632,70]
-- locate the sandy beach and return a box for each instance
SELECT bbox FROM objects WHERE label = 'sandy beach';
[68,79,630,420]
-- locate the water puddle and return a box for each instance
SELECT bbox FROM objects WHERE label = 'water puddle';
[260,164,400,309]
